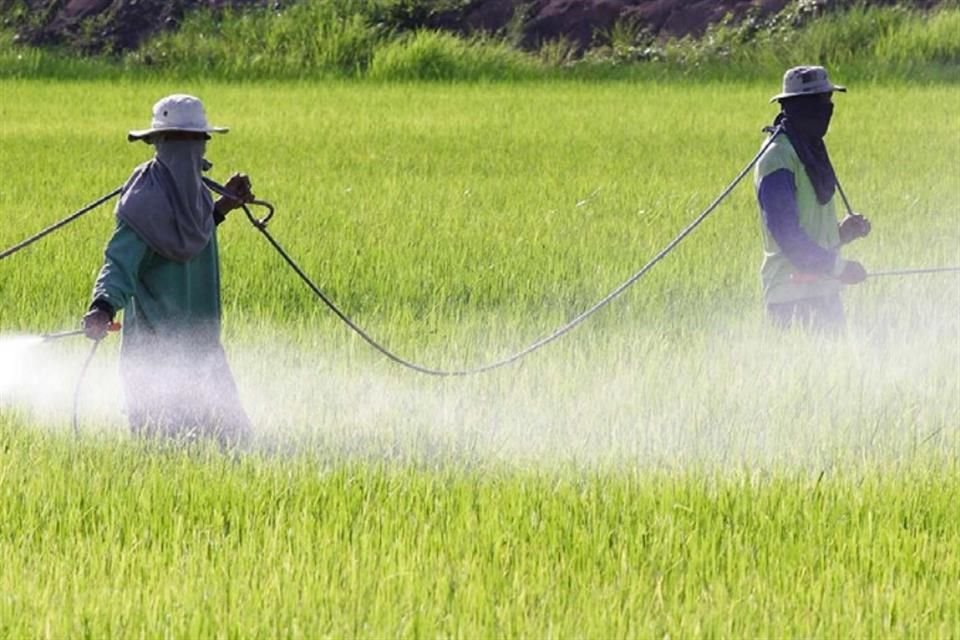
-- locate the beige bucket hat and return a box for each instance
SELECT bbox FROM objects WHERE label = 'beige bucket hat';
[128,94,229,141]
[770,65,846,102]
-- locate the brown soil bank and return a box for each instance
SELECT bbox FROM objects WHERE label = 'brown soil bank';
[2,0,946,56]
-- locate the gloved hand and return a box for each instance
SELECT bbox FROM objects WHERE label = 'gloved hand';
[838,213,871,245]
[82,305,113,340]
[215,172,255,216]
[837,259,868,285]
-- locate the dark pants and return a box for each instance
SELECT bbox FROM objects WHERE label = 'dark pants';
[767,294,846,334]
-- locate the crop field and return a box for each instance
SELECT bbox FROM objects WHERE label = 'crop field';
[1,77,959,636]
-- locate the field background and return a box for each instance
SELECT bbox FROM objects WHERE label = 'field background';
[1,76,959,636]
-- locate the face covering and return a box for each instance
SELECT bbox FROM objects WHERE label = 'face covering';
[784,98,834,138]
[116,138,215,262]
[776,95,838,205]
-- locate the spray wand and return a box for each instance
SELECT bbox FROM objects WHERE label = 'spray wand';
[40,323,121,342]
[867,266,960,278]
[788,179,960,282]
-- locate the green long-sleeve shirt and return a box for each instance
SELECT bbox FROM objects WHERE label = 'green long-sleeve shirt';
[92,220,223,354]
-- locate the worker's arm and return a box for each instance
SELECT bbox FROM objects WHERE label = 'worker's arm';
[90,221,150,316]
[83,221,149,339]
[758,168,840,275]
[212,200,230,226]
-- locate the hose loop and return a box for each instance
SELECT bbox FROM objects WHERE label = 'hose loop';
[208,130,783,376]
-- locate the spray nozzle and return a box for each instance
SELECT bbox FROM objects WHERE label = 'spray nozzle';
[42,322,121,342]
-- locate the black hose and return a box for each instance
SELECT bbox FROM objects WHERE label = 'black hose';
[72,338,101,438]
[0,187,122,261]
[835,178,856,217]
[206,129,782,377]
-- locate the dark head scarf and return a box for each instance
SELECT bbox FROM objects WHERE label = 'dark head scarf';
[769,95,837,205]
[116,139,215,262]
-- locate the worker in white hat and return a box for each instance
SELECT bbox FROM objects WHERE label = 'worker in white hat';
[754,66,872,332]
[82,94,254,445]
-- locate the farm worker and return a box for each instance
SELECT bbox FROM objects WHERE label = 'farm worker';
[81,94,254,445]
[755,66,872,332]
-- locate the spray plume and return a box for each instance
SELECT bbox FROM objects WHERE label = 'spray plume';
[1,281,957,471]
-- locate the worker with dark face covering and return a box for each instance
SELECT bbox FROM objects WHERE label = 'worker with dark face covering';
[82,94,254,445]
[755,66,872,332]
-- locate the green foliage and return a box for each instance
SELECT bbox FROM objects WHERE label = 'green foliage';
[131,6,538,81]
[0,28,122,80]
[1,2,958,81]
[652,4,960,81]
[132,2,386,79]
[369,0,473,30]
[873,9,960,66]
[589,15,661,65]
[536,36,580,68]
[0,0,52,33]
[1,429,959,636]
[0,74,959,638]
[368,30,538,80]
[1,80,957,332]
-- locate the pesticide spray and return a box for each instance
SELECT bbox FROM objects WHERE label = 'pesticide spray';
[2,141,958,467]
[0,336,45,388]
[225,284,959,471]
[0,332,81,390]
[0,325,122,435]
[3,293,957,471]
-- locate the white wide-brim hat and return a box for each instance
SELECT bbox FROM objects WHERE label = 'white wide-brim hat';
[770,65,846,102]
[128,93,229,141]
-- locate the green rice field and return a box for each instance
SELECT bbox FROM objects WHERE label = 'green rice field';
[1,77,958,636]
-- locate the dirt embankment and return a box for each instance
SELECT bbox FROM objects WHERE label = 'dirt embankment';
[3,0,943,56]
